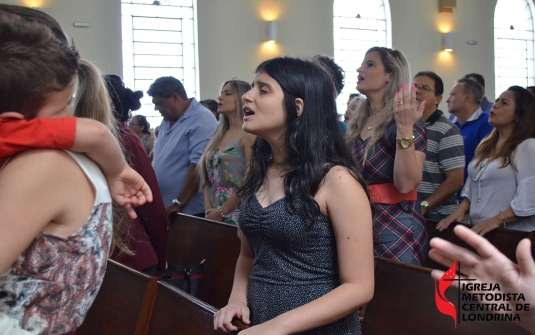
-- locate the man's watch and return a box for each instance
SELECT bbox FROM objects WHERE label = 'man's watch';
[172,198,185,210]
[420,200,430,209]
[396,136,415,149]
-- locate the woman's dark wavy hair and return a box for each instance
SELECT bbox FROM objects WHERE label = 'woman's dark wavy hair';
[105,74,144,122]
[133,115,151,135]
[475,85,535,169]
[237,57,369,225]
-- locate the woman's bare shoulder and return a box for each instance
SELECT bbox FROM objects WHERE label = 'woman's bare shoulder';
[3,149,84,185]
[323,165,364,190]
[316,165,368,212]
[6,148,72,167]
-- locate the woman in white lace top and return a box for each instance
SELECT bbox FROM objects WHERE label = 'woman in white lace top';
[437,86,535,235]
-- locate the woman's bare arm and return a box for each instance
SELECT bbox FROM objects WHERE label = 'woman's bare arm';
[214,232,254,332]
[393,83,426,193]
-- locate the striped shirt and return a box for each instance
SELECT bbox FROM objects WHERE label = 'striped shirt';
[418,110,465,221]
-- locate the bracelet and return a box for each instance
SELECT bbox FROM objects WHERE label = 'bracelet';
[216,207,227,220]
[499,211,506,228]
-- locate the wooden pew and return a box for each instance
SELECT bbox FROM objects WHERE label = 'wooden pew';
[362,257,529,335]
[148,281,246,335]
[166,214,241,308]
[425,220,533,270]
[77,260,157,335]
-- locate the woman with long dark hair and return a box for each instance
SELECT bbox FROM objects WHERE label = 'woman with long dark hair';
[437,86,535,235]
[99,74,169,274]
[214,57,374,334]
[347,47,428,265]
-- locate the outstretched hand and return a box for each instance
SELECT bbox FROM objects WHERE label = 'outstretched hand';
[393,83,425,129]
[107,166,152,219]
[429,225,535,333]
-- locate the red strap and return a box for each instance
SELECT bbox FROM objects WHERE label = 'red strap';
[367,183,417,204]
[156,274,203,280]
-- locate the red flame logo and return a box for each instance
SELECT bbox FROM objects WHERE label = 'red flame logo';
[435,258,457,327]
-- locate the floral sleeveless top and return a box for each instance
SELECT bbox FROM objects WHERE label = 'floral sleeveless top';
[0,152,112,335]
[206,135,246,225]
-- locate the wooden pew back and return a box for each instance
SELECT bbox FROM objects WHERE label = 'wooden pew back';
[425,220,533,270]
[362,257,529,335]
[77,260,157,335]
[166,214,241,308]
[148,281,229,335]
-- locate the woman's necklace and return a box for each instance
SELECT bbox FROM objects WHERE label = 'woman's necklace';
[474,158,490,182]
[367,114,376,130]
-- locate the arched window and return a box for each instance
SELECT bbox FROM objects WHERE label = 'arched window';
[333,0,391,112]
[121,0,198,126]
[494,0,535,96]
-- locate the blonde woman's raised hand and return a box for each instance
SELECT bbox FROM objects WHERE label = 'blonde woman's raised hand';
[393,83,426,131]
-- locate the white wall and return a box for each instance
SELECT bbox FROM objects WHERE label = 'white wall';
[2,0,501,111]
[197,0,333,99]
[390,0,497,112]
[1,0,123,75]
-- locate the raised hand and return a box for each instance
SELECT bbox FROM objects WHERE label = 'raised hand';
[393,82,425,130]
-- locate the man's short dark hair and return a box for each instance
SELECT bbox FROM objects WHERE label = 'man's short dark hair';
[456,78,483,105]
[414,71,444,96]
[464,73,485,88]
[200,99,218,114]
[147,76,188,99]
[312,54,345,95]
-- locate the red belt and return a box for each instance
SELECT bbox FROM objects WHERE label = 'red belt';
[367,183,417,204]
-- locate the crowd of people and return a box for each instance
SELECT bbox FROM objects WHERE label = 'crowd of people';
[1,3,535,335]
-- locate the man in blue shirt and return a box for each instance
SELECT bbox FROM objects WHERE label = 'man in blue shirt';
[447,78,494,199]
[463,73,493,113]
[148,77,217,217]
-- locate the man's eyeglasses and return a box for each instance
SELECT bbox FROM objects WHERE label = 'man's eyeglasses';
[415,84,435,92]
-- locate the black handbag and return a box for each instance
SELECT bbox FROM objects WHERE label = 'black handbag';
[156,260,204,298]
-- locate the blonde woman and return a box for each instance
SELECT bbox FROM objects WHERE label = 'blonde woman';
[75,63,169,274]
[347,47,428,265]
[198,80,255,225]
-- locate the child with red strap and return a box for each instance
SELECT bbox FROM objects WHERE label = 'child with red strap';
[0,110,152,219]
